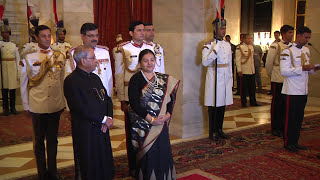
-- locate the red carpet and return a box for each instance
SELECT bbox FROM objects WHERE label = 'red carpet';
[0,111,72,147]
[0,98,268,147]
[20,114,320,180]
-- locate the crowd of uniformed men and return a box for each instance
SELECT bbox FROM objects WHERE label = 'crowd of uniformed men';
[0,18,319,179]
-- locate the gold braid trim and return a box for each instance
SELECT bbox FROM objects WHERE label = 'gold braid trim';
[275,42,287,66]
[239,45,252,64]
[288,48,296,68]
[277,42,282,65]
[301,52,307,66]
[21,49,37,60]
[26,51,64,88]
[25,58,51,88]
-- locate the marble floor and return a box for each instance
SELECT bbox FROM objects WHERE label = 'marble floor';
[1,77,320,180]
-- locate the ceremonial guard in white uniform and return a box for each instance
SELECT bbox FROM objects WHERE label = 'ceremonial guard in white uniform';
[236,34,260,107]
[20,25,65,180]
[266,25,294,137]
[114,21,153,177]
[0,24,20,115]
[280,26,319,152]
[202,18,233,141]
[51,28,72,79]
[144,23,165,73]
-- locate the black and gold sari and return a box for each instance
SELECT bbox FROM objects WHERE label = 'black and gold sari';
[128,71,179,180]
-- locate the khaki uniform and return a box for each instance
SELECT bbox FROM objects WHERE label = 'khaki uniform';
[266,40,292,134]
[235,43,258,106]
[235,43,255,75]
[20,47,66,113]
[266,40,292,83]
[114,40,153,101]
[20,46,66,178]
[51,42,72,79]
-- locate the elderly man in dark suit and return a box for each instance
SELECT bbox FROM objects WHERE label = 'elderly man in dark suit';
[64,45,114,180]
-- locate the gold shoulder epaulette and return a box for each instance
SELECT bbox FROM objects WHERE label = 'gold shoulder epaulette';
[144,41,153,46]
[280,53,289,57]
[22,43,29,48]
[119,41,130,47]
[96,45,109,51]
[20,49,37,59]
[202,46,209,50]
[65,42,71,48]
[155,42,162,47]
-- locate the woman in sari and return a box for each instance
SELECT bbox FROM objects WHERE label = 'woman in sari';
[128,49,180,180]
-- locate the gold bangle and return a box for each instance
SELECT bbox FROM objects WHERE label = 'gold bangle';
[150,117,155,124]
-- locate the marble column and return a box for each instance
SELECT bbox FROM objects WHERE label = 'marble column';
[153,0,242,138]
[39,0,55,35]
[225,0,241,45]
[0,0,29,50]
[153,0,223,138]
[306,0,320,98]
[271,0,295,37]
[63,0,94,46]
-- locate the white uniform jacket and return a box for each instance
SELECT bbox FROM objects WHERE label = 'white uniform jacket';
[20,47,66,113]
[114,40,153,101]
[280,43,315,95]
[235,43,255,75]
[149,41,165,73]
[266,40,292,83]
[0,41,20,89]
[202,39,233,107]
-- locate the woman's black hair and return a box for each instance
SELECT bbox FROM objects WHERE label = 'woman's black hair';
[138,49,155,63]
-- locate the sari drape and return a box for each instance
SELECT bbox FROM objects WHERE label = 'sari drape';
[128,73,179,180]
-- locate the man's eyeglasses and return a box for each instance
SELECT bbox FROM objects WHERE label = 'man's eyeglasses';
[85,34,100,38]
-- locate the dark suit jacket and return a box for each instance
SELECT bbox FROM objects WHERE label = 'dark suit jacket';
[64,67,114,180]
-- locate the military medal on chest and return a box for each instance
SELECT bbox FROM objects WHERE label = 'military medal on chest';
[154,44,162,67]
[97,63,102,74]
